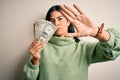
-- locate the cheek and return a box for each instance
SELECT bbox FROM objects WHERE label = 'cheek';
[61,20,69,27]
[63,22,70,30]
[61,23,68,30]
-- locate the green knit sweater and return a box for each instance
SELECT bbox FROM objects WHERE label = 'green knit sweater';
[23,28,120,80]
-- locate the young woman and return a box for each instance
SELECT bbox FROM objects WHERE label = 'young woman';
[23,4,120,80]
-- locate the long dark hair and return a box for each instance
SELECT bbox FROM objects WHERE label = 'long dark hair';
[45,5,80,42]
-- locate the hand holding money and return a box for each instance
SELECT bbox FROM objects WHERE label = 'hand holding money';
[32,19,56,54]
[29,19,57,65]
[33,19,57,43]
[29,38,45,65]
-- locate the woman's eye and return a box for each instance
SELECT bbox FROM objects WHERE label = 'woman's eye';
[58,18,62,21]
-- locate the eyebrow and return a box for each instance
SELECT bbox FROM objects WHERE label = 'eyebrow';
[50,15,63,20]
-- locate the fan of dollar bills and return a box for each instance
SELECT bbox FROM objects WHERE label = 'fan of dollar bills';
[33,19,57,43]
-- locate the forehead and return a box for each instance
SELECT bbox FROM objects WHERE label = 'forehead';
[50,11,63,19]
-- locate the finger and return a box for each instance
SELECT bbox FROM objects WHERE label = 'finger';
[34,43,45,54]
[29,38,40,49]
[73,4,84,14]
[76,16,82,21]
[64,5,80,17]
[32,42,44,51]
[65,32,80,37]
[31,38,39,47]
[30,43,39,52]
[61,5,76,19]
[29,42,45,54]
[34,46,44,54]
[60,10,74,22]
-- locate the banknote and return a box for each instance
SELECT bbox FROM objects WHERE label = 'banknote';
[33,19,57,43]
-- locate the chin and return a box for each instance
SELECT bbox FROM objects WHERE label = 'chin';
[54,33,63,37]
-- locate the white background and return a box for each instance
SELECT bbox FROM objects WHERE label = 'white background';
[0,0,120,80]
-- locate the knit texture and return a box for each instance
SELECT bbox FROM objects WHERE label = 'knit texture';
[40,36,89,80]
[23,28,120,80]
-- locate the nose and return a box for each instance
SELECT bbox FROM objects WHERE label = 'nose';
[54,20,59,27]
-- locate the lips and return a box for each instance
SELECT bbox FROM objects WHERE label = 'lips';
[56,27,61,31]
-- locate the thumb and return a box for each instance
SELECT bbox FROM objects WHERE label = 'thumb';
[65,33,80,37]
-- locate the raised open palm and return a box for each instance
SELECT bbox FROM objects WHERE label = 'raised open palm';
[61,4,101,37]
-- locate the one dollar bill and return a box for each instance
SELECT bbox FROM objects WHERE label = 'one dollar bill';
[33,19,57,43]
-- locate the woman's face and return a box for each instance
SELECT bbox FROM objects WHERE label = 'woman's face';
[50,11,70,37]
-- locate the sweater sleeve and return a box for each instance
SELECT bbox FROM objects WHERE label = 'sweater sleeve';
[22,58,40,80]
[88,28,120,64]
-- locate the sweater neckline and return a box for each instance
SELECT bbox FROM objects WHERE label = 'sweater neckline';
[49,36,75,46]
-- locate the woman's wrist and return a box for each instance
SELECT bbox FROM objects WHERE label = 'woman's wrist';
[95,30,110,42]
[31,57,40,65]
